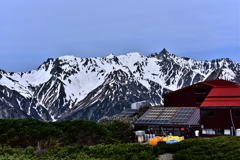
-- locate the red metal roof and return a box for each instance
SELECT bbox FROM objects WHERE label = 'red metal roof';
[206,86,240,97]
[201,97,240,106]
[162,79,239,97]
[201,86,240,106]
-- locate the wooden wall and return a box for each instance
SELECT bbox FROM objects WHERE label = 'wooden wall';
[164,84,212,107]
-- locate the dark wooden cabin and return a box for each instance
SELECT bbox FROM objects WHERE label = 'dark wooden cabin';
[162,79,239,107]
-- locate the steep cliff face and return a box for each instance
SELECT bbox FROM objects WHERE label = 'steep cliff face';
[0,49,239,121]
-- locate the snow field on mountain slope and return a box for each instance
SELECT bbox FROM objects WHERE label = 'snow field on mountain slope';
[18,63,53,86]
[117,52,145,68]
[1,52,238,102]
[116,53,159,88]
[219,68,236,80]
[0,74,32,98]
[0,74,18,89]
[58,55,79,72]
[63,72,104,102]
[113,53,181,91]
[2,63,54,98]
[142,58,166,85]
[62,56,129,102]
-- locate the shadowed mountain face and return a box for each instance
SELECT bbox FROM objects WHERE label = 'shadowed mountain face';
[0,49,239,121]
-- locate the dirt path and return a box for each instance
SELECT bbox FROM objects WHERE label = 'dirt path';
[158,153,173,160]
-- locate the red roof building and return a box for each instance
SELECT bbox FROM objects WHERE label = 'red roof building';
[163,79,239,107]
[133,79,240,139]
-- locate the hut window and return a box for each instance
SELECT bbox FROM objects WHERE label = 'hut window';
[201,111,215,117]
[216,129,224,135]
[173,128,180,136]
[224,129,231,135]
[174,131,181,136]
[202,129,215,135]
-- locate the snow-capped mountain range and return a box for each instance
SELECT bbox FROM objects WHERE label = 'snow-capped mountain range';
[0,49,239,121]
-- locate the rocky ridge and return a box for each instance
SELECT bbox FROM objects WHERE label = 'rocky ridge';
[0,49,239,121]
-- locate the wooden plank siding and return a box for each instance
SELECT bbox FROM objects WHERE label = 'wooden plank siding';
[163,84,212,107]
[200,108,240,129]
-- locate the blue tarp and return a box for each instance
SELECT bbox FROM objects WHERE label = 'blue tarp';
[166,139,178,144]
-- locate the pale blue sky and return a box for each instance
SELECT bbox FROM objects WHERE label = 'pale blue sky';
[0,0,239,72]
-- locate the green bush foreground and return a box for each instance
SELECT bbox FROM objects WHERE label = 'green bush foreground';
[0,118,240,160]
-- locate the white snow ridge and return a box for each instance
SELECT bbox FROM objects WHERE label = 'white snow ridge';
[0,49,239,121]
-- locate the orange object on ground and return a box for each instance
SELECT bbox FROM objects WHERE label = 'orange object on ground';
[149,136,163,146]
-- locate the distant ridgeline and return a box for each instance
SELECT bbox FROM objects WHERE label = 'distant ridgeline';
[0,49,239,121]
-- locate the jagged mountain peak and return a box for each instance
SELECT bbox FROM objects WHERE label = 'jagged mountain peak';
[148,48,177,60]
[0,50,239,122]
[160,48,168,54]
[105,53,115,59]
